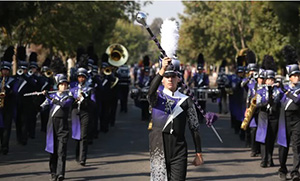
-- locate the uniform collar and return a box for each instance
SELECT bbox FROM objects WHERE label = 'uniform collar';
[163,88,186,99]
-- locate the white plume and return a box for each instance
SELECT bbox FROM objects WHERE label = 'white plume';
[160,19,179,58]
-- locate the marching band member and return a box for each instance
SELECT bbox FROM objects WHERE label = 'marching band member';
[148,18,203,181]
[14,46,36,146]
[40,58,54,132]
[189,53,209,122]
[255,55,281,168]
[135,65,153,121]
[241,50,261,157]
[148,56,203,180]
[0,46,17,155]
[228,56,246,136]
[41,73,73,181]
[216,59,229,114]
[27,52,40,139]
[277,45,300,181]
[117,64,131,113]
[70,67,96,166]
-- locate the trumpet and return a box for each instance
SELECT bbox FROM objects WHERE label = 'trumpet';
[103,67,112,75]
[44,70,53,78]
[17,69,24,76]
[28,69,34,76]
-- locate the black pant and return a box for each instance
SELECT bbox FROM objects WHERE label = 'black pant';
[28,107,38,139]
[141,101,150,121]
[250,127,260,154]
[163,133,187,181]
[16,107,29,145]
[110,96,118,127]
[75,111,89,163]
[279,111,300,174]
[49,117,68,177]
[261,118,278,164]
[218,89,228,114]
[119,85,129,112]
[100,99,111,132]
[0,110,13,152]
[40,109,49,132]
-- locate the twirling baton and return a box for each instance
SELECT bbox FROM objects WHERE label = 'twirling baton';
[136,12,168,59]
[136,12,222,143]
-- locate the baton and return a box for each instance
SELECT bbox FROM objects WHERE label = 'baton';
[211,125,223,143]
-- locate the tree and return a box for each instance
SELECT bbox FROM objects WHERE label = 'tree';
[0,2,142,57]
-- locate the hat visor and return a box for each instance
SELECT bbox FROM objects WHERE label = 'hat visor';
[1,66,11,70]
[163,70,177,77]
[289,70,300,76]
[58,79,69,85]
[77,73,88,78]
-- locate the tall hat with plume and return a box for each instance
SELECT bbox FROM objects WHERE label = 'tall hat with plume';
[283,45,299,77]
[261,55,276,79]
[87,43,98,67]
[16,46,28,69]
[29,52,38,69]
[219,59,227,73]
[41,57,51,72]
[197,53,205,70]
[50,57,67,75]
[143,55,150,67]
[160,18,180,76]
[1,46,14,71]
[236,48,248,73]
[246,50,257,72]
[50,57,68,85]
[100,53,109,70]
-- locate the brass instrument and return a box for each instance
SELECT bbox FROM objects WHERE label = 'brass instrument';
[0,78,5,108]
[241,94,257,130]
[103,67,113,76]
[106,44,128,67]
[17,69,24,76]
[102,44,129,76]
[28,69,34,76]
[44,70,53,78]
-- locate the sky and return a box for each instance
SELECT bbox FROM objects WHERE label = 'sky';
[140,1,185,25]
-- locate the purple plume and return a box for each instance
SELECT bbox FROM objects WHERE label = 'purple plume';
[205,112,219,127]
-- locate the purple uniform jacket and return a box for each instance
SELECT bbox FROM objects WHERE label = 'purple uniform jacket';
[277,84,300,147]
[69,83,96,140]
[41,91,73,153]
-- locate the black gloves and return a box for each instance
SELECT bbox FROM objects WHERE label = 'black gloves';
[44,90,52,100]
[279,81,288,93]
[52,99,60,105]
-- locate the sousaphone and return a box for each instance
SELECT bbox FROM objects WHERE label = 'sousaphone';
[106,44,128,67]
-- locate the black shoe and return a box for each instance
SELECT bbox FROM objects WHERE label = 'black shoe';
[279,172,287,181]
[50,174,57,181]
[260,161,267,168]
[267,160,275,167]
[2,148,8,155]
[57,175,64,181]
[291,172,300,181]
[250,152,257,157]
[80,161,86,166]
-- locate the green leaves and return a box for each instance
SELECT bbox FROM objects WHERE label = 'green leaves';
[179,1,300,67]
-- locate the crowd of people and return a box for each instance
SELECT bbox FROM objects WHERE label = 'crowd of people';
[0,42,299,181]
[0,44,132,181]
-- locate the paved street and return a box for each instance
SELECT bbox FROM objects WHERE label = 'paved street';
[0,99,293,181]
